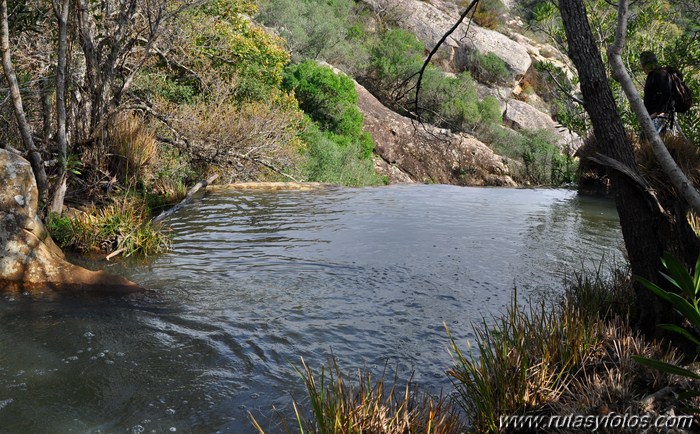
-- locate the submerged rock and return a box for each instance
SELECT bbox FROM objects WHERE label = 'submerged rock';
[0,148,143,294]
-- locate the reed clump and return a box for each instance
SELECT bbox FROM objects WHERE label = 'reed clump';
[251,358,465,434]
[448,269,697,434]
[46,197,170,257]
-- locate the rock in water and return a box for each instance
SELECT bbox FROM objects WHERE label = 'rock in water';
[0,148,144,294]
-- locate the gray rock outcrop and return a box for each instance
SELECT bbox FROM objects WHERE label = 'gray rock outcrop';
[361,0,531,79]
[0,148,143,294]
[504,99,582,152]
[356,81,515,186]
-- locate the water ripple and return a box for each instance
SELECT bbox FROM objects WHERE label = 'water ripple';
[0,186,623,434]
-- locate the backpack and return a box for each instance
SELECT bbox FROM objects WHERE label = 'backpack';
[664,66,694,113]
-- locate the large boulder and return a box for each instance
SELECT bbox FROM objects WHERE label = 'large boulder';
[0,148,143,294]
[503,99,582,152]
[361,0,531,79]
[356,81,515,186]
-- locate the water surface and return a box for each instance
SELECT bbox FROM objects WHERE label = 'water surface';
[0,185,624,433]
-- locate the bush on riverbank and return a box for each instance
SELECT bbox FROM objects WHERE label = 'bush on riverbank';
[485,126,578,185]
[46,198,171,258]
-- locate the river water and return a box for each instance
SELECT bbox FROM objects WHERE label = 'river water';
[0,185,624,433]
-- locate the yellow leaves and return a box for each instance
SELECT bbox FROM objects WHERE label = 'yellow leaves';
[183,0,290,89]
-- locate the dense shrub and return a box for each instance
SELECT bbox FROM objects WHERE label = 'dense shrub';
[282,62,379,185]
[485,127,577,185]
[367,28,425,101]
[258,0,366,70]
[301,128,383,187]
[467,49,511,84]
[283,61,364,138]
[479,96,504,125]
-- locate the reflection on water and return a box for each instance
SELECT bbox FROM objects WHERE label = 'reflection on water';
[0,185,624,433]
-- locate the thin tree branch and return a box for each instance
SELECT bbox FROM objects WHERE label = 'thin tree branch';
[413,0,480,122]
[607,0,700,214]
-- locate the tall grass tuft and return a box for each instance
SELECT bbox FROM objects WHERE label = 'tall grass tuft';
[107,113,158,185]
[251,358,465,434]
[563,265,635,321]
[446,293,601,433]
[47,197,170,257]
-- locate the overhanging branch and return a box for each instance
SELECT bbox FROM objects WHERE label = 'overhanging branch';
[607,0,700,214]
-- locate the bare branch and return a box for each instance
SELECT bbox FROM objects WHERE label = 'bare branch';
[413,0,480,121]
[607,0,700,214]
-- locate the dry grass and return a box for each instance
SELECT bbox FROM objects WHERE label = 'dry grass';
[633,132,700,198]
[251,358,465,434]
[159,92,305,183]
[106,112,158,185]
[553,318,684,424]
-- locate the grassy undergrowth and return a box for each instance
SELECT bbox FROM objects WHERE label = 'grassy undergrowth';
[46,197,171,257]
[253,268,699,434]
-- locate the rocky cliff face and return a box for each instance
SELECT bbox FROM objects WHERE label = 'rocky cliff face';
[360,0,583,160]
[356,80,516,186]
[0,148,143,294]
[362,0,532,80]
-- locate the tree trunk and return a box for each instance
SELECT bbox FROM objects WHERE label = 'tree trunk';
[558,0,699,336]
[50,0,70,215]
[0,0,49,203]
[40,76,53,148]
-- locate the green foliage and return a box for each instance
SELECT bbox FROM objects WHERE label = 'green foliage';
[300,125,382,187]
[634,253,700,380]
[419,70,479,128]
[258,0,365,69]
[478,96,503,125]
[280,61,379,186]
[485,127,577,185]
[367,28,424,99]
[467,50,511,85]
[46,199,171,257]
[283,61,364,138]
[181,0,291,101]
[418,70,502,131]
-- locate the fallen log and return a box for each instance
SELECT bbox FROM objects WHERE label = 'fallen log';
[153,174,218,223]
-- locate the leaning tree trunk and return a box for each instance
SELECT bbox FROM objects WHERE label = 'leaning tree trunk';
[558,0,700,336]
[0,0,49,204]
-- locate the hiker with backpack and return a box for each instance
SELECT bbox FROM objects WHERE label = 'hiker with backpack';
[639,51,694,136]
